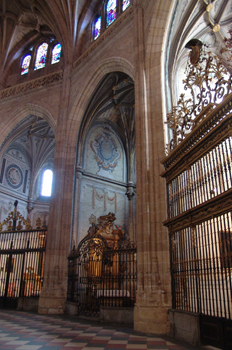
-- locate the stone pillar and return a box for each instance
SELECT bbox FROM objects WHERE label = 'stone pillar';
[133,4,171,334]
[71,166,83,249]
[38,63,74,314]
[126,182,136,241]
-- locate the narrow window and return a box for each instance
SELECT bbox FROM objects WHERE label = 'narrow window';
[106,0,117,27]
[94,15,101,40]
[34,42,48,70]
[51,43,62,64]
[21,55,31,75]
[122,0,130,11]
[41,169,53,197]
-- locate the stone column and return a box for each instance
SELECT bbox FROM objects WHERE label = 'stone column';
[38,62,74,314]
[133,4,171,334]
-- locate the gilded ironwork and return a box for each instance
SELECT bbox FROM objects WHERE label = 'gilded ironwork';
[0,206,47,232]
[0,210,32,232]
[67,213,136,317]
[166,48,232,153]
[162,42,232,327]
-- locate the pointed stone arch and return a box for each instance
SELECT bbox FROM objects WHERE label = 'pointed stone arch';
[0,103,56,155]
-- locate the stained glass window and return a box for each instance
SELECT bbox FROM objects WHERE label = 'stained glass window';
[51,43,62,64]
[34,42,48,70]
[106,0,117,27]
[94,15,101,40]
[122,0,130,11]
[21,55,31,75]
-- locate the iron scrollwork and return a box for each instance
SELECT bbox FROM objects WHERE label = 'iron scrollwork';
[166,44,232,153]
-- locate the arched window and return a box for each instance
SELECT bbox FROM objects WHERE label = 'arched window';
[21,54,31,75]
[34,42,48,70]
[41,169,53,197]
[122,0,130,11]
[106,0,117,27]
[94,15,101,40]
[51,43,62,64]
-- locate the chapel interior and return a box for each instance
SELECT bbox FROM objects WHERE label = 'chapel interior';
[0,0,232,348]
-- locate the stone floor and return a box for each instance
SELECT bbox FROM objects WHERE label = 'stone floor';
[0,310,219,350]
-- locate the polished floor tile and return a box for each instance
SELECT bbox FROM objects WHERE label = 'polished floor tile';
[0,310,219,350]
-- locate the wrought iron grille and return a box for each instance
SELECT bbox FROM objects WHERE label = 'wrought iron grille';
[0,229,47,301]
[162,85,232,324]
[168,137,232,218]
[67,234,137,317]
[166,50,232,152]
[170,212,232,319]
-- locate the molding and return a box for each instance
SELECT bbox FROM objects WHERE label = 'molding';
[77,169,129,188]
[163,188,232,232]
[162,114,232,182]
[73,6,134,69]
[0,71,63,100]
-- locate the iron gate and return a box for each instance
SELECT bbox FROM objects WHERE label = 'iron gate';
[170,214,232,349]
[67,230,137,317]
[0,229,47,308]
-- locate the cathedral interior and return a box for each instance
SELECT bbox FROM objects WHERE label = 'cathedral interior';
[0,0,232,348]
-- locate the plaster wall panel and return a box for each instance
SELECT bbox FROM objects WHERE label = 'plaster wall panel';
[78,179,127,243]
[0,193,27,225]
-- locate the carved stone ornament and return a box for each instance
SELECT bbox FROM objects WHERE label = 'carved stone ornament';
[6,164,23,189]
[91,131,121,173]
[185,39,203,65]
[0,71,63,99]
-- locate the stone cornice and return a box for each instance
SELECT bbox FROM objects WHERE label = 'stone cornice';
[0,71,63,100]
[77,168,129,188]
[73,6,134,69]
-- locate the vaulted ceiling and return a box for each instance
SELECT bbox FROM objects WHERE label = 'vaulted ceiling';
[165,0,232,104]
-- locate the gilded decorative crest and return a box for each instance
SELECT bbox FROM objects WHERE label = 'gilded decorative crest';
[166,43,232,153]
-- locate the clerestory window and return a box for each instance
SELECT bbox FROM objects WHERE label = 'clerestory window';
[51,43,62,64]
[20,41,61,75]
[34,42,48,70]
[92,0,130,40]
[106,0,117,27]
[41,169,53,197]
[122,0,130,11]
[94,15,102,40]
[21,54,31,75]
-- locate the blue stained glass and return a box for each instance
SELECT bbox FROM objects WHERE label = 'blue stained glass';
[106,0,117,27]
[122,0,130,11]
[94,16,101,40]
[51,43,62,64]
[34,42,48,70]
[21,55,31,75]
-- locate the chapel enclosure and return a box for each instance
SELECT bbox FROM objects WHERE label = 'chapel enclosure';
[67,214,137,317]
[162,44,232,349]
[0,209,47,309]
